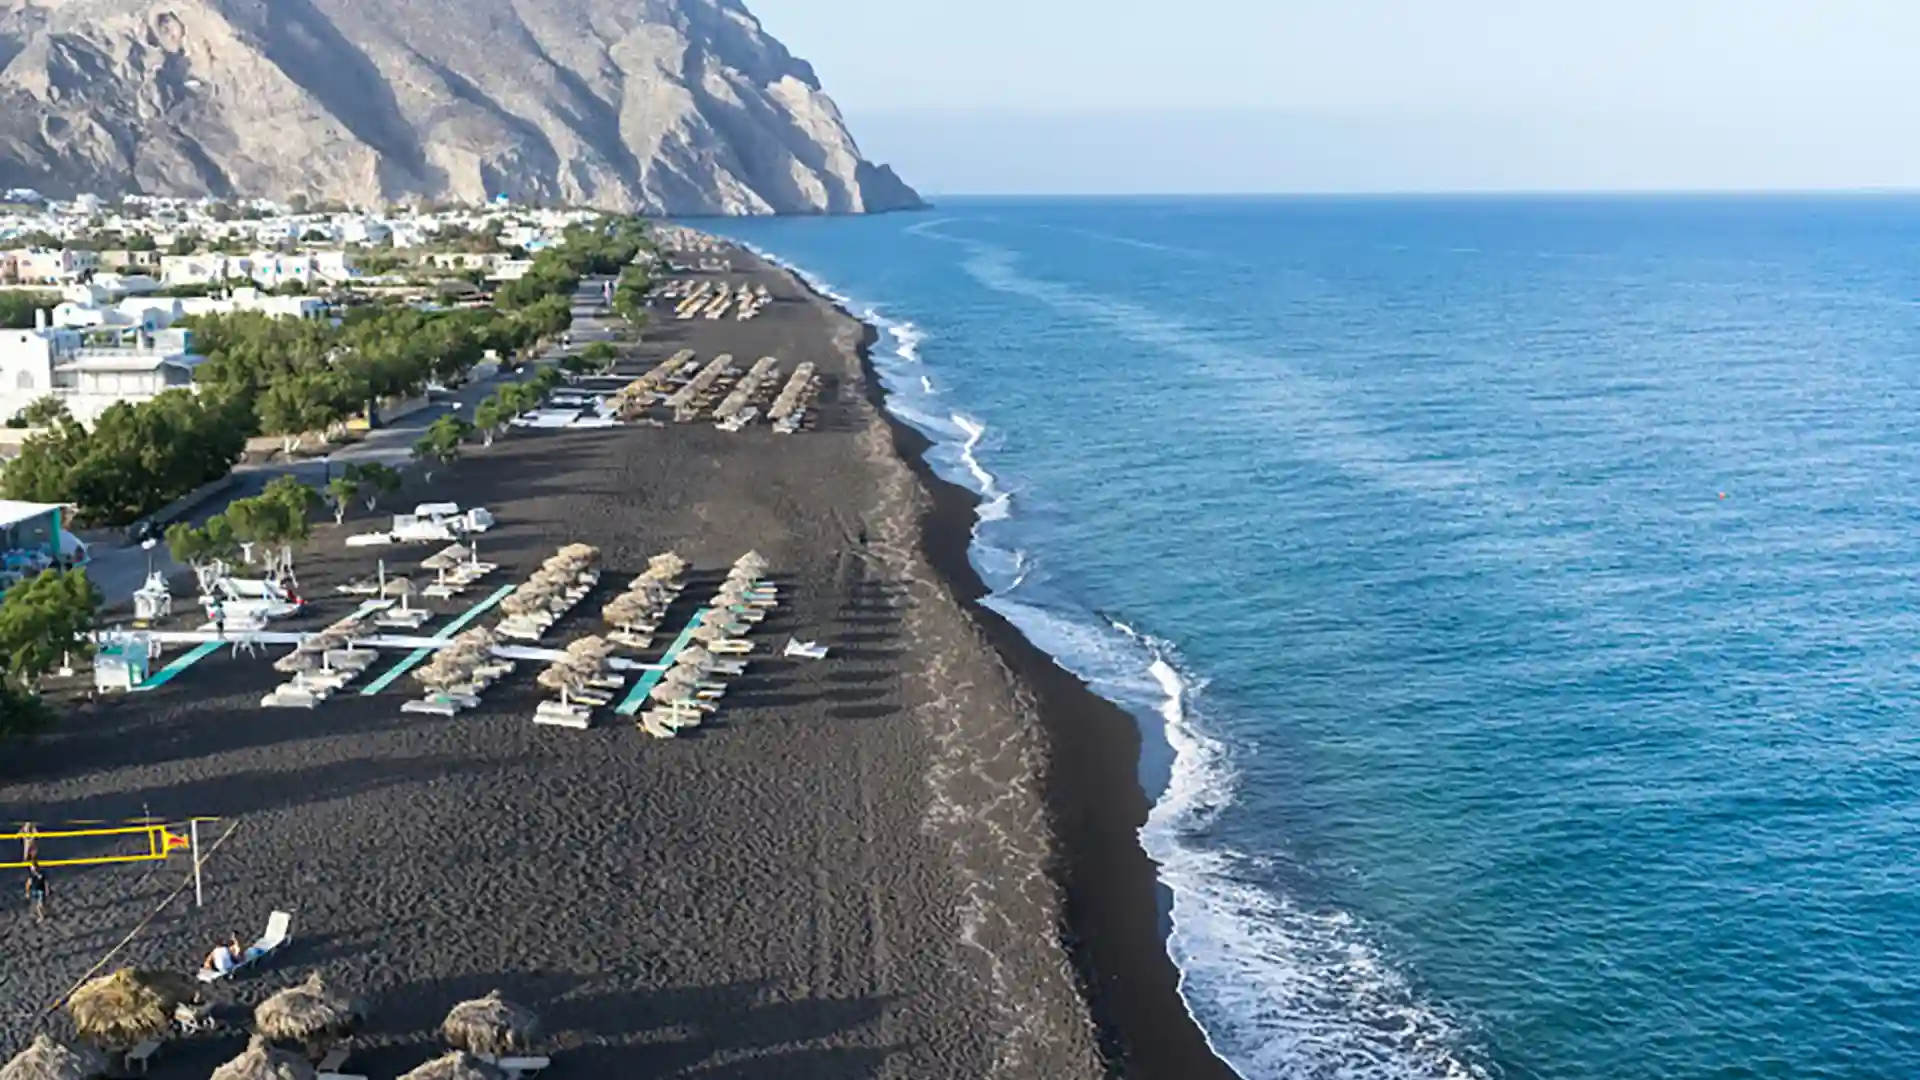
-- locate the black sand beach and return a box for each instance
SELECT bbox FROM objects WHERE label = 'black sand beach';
[0,248,1235,1079]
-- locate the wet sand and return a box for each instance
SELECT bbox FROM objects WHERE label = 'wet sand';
[0,249,1233,1079]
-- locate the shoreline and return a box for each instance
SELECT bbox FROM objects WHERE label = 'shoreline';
[826,285,1240,1078]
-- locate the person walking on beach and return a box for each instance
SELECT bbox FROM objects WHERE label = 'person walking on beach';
[24,863,48,923]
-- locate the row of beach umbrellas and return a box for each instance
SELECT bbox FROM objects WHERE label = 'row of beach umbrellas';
[767,363,817,422]
[498,545,600,621]
[537,635,616,704]
[647,552,770,712]
[600,551,688,633]
[10,969,539,1080]
[414,626,500,692]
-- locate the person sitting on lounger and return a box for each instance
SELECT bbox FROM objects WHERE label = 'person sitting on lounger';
[202,935,243,974]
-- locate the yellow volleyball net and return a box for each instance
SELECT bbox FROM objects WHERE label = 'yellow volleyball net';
[0,821,198,870]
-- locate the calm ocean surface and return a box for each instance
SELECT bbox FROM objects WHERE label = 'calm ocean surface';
[709,197,1920,1080]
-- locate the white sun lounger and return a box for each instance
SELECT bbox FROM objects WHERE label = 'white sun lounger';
[401,697,460,716]
[784,639,829,660]
[375,607,431,630]
[489,1055,551,1078]
[534,702,592,729]
[197,910,291,982]
[261,686,320,709]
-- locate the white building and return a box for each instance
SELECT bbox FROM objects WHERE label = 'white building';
[7,247,99,284]
[177,287,326,320]
[0,315,203,425]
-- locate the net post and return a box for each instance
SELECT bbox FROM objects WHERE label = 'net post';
[191,820,204,908]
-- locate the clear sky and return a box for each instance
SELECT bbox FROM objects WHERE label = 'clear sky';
[742,0,1920,195]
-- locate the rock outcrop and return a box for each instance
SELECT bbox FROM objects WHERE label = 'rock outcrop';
[0,0,922,214]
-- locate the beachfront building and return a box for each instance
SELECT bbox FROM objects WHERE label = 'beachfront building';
[0,317,203,425]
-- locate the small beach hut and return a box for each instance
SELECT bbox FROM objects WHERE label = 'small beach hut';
[253,973,365,1053]
[400,1052,505,1080]
[208,1035,315,1080]
[67,969,195,1049]
[0,1035,106,1080]
[440,990,541,1057]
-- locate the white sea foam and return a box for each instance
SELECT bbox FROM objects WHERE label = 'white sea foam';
[952,413,1013,523]
[891,321,925,363]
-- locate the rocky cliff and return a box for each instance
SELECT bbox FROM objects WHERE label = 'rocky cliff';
[0,0,922,214]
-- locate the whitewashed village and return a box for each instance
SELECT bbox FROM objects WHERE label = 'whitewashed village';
[0,189,610,427]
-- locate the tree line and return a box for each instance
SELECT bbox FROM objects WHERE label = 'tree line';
[0,392,247,526]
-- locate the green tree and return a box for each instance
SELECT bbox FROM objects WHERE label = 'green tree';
[257,371,351,453]
[1,392,242,526]
[578,340,620,375]
[0,567,101,690]
[262,475,320,521]
[8,396,70,429]
[345,462,401,511]
[324,476,360,525]
[411,415,474,482]
[0,291,56,330]
[473,395,512,447]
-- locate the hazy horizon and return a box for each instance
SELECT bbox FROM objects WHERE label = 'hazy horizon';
[745,1,1920,196]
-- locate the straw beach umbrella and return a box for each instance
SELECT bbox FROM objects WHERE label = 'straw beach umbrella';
[674,646,712,674]
[208,1035,315,1080]
[273,648,320,674]
[400,1052,505,1080]
[649,682,693,707]
[254,973,365,1053]
[690,620,736,644]
[0,1035,106,1080]
[564,636,612,663]
[441,990,540,1057]
[67,969,194,1049]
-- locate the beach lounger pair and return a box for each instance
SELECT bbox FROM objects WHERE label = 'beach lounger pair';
[375,607,432,630]
[401,696,462,716]
[196,910,292,983]
[534,701,592,729]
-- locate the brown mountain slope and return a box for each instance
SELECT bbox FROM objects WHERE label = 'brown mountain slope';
[0,0,922,214]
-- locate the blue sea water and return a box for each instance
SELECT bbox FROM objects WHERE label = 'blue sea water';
[709,196,1920,1080]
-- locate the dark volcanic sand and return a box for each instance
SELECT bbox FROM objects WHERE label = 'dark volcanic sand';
[0,253,1233,1080]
